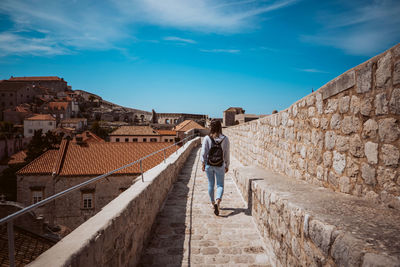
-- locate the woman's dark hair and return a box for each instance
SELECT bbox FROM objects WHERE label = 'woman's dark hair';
[209,120,222,138]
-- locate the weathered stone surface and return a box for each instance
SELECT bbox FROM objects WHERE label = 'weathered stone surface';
[362,119,378,139]
[341,116,360,135]
[339,96,350,113]
[378,118,399,143]
[325,99,338,113]
[308,106,316,117]
[377,166,397,189]
[360,99,372,116]
[323,151,332,167]
[330,113,341,130]
[394,61,400,85]
[316,93,323,114]
[331,233,363,267]
[376,52,392,90]
[339,176,351,193]
[350,96,360,114]
[309,219,335,256]
[325,131,336,150]
[375,93,388,115]
[346,156,360,178]
[333,151,346,174]
[312,118,320,128]
[349,135,364,158]
[389,88,400,114]
[380,144,399,166]
[356,63,372,93]
[336,135,349,152]
[322,70,355,100]
[321,118,329,130]
[361,163,376,185]
[307,95,315,106]
[364,142,378,164]
[362,253,400,267]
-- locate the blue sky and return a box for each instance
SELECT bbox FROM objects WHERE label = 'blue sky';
[0,0,399,118]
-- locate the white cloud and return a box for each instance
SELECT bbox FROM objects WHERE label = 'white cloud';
[0,0,298,56]
[164,36,196,44]
[200,49,240,54]
[301,0,400,55]
[296,68,329,74]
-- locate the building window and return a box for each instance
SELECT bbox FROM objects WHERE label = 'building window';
[82,192,94,209]
[9,102,13,106]
[166,119,170,124]
[49,122,53,126]
[150,138,157,142]
[143,138,147,142]
[170,139,174,142]
[132,138,138,142]
[10,93,13,96]
[116,138,120,142]
[28,129,33,134]
[125,138,129,142]
[32,190,43,204]
[174,119,178,123]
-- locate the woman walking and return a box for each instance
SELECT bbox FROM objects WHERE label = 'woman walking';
[201,120,230,216]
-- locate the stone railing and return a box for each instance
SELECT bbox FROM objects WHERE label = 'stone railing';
[224,43,400,208]
[28,137,201,267]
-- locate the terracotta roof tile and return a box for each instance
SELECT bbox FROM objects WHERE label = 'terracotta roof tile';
[25,114,56,121]
[17,142,177,176]
[157,130,177,136]
[0,225,56,266]
[48,102,69,110]
[7,150,27,165]
[9,76,63,81]
[174,120,204,132]
[110,126,159,136]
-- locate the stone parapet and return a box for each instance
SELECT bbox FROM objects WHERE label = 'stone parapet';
[231,160,400,266]
[27,137,201,267]
[224,43,400,208]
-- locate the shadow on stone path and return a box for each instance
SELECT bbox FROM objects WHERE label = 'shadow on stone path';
[138,146,271,267]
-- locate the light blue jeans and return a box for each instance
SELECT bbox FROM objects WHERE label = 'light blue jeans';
[205,165,225,203]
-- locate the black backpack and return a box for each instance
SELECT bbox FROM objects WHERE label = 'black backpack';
[207,136,225,167]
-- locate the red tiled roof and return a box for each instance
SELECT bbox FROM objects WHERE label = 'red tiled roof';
[157,130,177,136]
[8,150,27,165]
[78,131,105,143]
[25,114,56,121]
[48,102,69,110]
[110,126,159,136]
[9,76,63,81]
[0,225,56,266]
[174,120,204,132]
[17,141,177,176]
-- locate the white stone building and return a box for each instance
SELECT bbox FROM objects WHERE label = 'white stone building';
[23,114,56,137]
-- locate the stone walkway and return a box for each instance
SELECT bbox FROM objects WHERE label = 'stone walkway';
[138,147,270,267]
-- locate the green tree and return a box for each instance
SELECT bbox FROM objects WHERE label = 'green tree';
[25,130,62,162]
[90,121,111,140]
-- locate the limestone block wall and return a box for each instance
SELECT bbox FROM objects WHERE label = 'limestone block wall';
[224,44,400,208]
[28,137,201,267]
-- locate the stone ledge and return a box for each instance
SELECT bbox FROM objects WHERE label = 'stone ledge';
[28,137,201,267]
[231,158,400,267]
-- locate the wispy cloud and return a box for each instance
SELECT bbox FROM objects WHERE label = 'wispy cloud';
[0,0,298,56]
[164,36,196,44]
[301,0,400,55]
[296,68,329,74]
[200,49,240,54]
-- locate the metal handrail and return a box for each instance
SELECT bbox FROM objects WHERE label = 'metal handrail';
[0,133,197,267]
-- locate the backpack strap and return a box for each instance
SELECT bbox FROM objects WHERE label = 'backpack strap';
[216,136,225,145]
[209,136,216,145]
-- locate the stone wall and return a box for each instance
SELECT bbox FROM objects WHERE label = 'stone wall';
[28,137,200,267]
[224,43,400,208]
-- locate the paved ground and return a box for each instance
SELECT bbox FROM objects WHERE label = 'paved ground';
[138,146,271,267]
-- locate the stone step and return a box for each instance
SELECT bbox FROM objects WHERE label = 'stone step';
[231,157,400,266]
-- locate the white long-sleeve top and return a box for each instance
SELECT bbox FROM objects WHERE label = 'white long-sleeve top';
[201,134,230,168]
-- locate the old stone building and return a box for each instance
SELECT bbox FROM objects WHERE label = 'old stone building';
[223,107,245,126]
[173,120,206,139]
[60,118,87,132]
[23,114,56,138]
[0,81,37,120]
[8,76,69,92]
[152,111,208,126]
[109,125,160,142]
[16,139,177,230]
